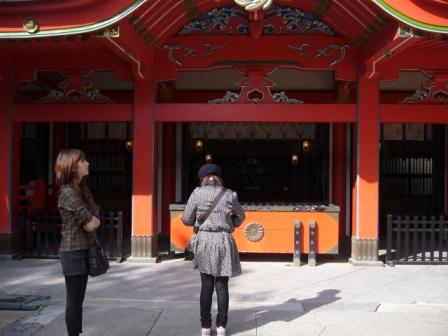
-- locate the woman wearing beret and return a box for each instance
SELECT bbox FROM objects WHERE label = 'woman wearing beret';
[182,163,245,336]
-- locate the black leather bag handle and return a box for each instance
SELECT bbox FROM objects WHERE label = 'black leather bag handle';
[197,188,226,225]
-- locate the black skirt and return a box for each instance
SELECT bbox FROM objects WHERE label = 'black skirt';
[60,249,89,276]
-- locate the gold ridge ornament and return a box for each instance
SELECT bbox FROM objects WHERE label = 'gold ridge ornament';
[23,17,38,34]
[234,0,274,12]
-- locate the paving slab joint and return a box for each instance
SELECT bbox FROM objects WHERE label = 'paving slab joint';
[0,295,50,311]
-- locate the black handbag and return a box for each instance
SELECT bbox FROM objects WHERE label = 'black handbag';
[87,239,109,277]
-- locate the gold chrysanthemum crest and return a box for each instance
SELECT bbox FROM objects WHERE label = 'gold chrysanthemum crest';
[244,222,265,242]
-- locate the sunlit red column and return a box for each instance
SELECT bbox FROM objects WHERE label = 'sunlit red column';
[131,74,157,259]
[350,78,381,264]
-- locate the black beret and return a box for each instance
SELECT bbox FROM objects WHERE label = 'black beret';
[198,163,222,180]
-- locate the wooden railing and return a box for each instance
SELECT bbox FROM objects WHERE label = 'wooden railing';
[23,211,61,257]
[20,210,124,262]
[97,211,124,261]
[386,215,448,265]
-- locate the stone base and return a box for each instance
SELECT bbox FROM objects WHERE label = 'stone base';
[131,235,157,258]
[350,237,384,266]
[126,256,161,263]
[0,233,20,255]
[348,258,384,266]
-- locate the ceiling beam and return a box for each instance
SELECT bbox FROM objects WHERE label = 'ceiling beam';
[155,103,356,122]
[14,104,133,122]
[11,50,130,82]
[382,52,448,72]
[156,35,356,81]
[96,19,155,79]
[381,104,448,124]
[360,24,423,79]
[353,13,389,49]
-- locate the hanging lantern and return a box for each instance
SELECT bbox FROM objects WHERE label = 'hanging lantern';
[125,140,133,151]
[194,139,204,153]
[291,154,299,166]
[302,139,311,154]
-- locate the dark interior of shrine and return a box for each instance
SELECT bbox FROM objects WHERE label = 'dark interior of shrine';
[19,122,447,241]
[182,122,330,203]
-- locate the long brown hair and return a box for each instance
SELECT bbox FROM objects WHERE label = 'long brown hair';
[55,148,97,214]
[54,148,86,188]
[200,175,223,187]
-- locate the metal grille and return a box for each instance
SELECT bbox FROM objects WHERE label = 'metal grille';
[386,215,448,265]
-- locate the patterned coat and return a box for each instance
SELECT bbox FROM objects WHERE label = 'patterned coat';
[58,184,99,252]
[182,185,245,277]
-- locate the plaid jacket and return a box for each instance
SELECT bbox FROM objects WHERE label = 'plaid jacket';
[58,185,99,252]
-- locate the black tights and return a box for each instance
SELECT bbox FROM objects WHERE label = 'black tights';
[200,272,229,329]
[65,274,88,336]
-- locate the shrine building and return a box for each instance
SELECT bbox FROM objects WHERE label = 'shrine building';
[0,0,447,265]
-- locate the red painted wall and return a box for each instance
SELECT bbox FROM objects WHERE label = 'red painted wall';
[0,71,12,234]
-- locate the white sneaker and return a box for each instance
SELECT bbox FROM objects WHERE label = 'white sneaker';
[201,328,211,336]
[217,326,226,336]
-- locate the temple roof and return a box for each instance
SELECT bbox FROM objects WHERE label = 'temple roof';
[0,0,447,41]
[0,0,146,38]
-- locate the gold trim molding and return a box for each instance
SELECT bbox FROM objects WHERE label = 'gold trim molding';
[0,0,146,39]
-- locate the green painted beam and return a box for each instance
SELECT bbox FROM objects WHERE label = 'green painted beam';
[373,0,448,34]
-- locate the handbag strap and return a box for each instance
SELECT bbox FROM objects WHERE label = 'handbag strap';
[198,188,226,224]
[93,234,100,247]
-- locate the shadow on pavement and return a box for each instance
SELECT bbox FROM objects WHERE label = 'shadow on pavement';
[228,289,341,335]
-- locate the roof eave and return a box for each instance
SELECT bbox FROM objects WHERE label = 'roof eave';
[372,0,448,34]
[0,0,147,39]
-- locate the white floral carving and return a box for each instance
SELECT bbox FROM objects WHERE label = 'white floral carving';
[234,0,274,12]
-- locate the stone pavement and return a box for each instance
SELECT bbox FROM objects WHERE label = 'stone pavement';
[0,311,29,330]
[0,256,447,336]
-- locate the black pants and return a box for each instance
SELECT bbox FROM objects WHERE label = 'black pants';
[65,274,88,336]
[200,272,229,329]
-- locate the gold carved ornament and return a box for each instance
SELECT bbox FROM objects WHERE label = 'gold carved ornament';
[244,222,265,242]
[23,17,38,34]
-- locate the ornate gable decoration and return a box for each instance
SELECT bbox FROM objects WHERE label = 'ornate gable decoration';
[177,5,335,36]
[263,6,336,35]
[401,72,448,104]
[36,71,113,104]
[209,67,303,104]
[178,6,248,36]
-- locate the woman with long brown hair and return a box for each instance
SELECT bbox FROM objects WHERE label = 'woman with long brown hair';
[55,149,100,336]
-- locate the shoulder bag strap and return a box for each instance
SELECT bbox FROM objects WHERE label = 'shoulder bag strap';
[197,188,226,224]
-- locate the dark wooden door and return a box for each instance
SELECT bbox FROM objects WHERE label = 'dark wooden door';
[379,125,445,238]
